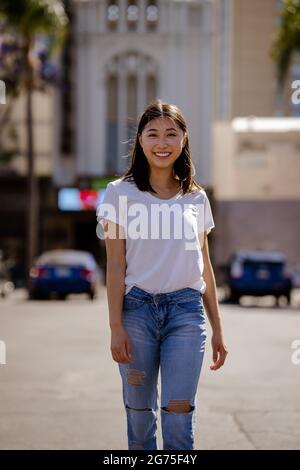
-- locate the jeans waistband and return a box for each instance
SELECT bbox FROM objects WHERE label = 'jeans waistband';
[126,285,202,303]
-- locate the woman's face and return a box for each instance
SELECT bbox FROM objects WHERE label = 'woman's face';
[138,117,186,171]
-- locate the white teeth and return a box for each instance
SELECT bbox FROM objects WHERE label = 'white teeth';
[155,153,171,157]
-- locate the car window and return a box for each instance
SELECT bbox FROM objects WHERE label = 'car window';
[37,251,95,268]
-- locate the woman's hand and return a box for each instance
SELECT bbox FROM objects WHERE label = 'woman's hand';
[111,325,132,364]
[210,331,228,371]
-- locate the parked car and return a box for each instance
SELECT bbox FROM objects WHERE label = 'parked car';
[0,259,14,299]
[290,262,300,289]
[223,250,292,304]
[29,250,100,300]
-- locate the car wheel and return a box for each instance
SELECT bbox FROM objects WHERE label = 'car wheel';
[29,290,47,300]
[229,289,240,304]
[58,293,67,301]
[89,289,96,301]
[28,291,35,300]
[28,289,39,300]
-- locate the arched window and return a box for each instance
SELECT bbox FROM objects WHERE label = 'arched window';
[146,75,157,104]
[106,52,158,172]
[107,0,119,31]
[127,0,139,31]
[127,74,138,144]
[106,75,118,172]
[146,0,158,31]
[106,0,158,33]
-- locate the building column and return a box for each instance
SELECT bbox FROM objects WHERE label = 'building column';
[198,0,214,186]
[118,0,127,33]
[138,0,147,33]
[117,67,128,173]
[87,0,97,34]
[76,36,91,175]
[137,58,147,116]
[158,0,168,33]
[98,0,106,33]
[89,42,106,175]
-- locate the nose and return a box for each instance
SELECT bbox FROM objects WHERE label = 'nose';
[155,138,169,148]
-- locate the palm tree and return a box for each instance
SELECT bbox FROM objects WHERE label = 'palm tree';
[0,0,67,288]
[272,0,300,89]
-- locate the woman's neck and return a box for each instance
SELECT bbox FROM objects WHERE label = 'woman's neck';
[149,171,180,191]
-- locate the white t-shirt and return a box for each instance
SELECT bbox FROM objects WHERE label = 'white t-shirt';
[96,177,215,295]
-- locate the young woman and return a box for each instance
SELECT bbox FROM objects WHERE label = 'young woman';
[97,99,228,450]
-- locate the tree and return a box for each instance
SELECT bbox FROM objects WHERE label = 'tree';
[0,0,68,288]
[272,0,300,89]
[0,29,24,169]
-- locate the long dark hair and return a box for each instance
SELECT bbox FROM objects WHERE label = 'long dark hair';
[120,99,204,195]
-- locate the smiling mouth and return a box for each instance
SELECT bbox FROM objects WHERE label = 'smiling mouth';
[154,152,172,157]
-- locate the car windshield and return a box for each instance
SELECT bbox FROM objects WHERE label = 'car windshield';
[243,260,284,270]
[37,251,95,268]
[235,250,286,263]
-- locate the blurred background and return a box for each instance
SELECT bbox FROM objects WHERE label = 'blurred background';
[0,0,300,298]
[0,0,300,450]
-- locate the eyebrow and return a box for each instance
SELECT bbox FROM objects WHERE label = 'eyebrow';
[146,127,178,133]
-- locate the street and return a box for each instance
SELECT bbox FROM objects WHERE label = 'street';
[0,287,299,450]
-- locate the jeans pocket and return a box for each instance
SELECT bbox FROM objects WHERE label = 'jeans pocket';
[123,295,145,311]
[175,295,203,313]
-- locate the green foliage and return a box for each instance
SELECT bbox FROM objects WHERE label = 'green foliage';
[0,0,68,40]
[0,0,68,166]
[272,0,300,88]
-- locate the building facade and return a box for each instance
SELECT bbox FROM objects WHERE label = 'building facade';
[54,0,215,188]
[1,0,300,285]
[214,0,300,119]
[212,0,300,276]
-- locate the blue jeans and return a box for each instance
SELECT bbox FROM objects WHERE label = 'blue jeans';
[118,285,207,450]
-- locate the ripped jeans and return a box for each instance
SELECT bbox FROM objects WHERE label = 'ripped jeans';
[118,285,207,450]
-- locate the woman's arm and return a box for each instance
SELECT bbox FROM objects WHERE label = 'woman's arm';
[200,232,228,370]
[103,220,132,364]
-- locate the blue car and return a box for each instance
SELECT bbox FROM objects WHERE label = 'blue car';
[224,250,292,304]
[29,250,100,300]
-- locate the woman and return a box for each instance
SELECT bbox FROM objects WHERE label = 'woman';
[97,99,228,450]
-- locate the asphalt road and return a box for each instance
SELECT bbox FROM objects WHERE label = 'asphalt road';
[0,287,299,450]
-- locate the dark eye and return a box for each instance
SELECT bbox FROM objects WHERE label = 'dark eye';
[168,133,177,136]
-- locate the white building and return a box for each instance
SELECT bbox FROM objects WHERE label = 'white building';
[54,0,215,187]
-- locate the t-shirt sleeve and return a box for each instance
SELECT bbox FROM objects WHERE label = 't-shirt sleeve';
[196,190,215,235]
[96,182,125,228]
